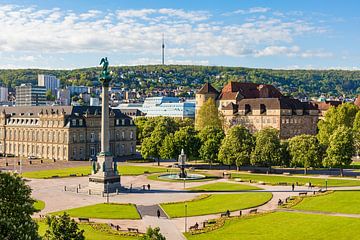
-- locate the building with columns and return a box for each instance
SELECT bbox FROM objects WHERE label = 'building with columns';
[196,82,319,139]
[0,106,136,161]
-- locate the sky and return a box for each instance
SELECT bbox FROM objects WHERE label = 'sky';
[0,0,359,70]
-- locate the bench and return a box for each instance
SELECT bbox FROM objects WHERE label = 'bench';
[299,192,308,196]
[283,172,291,175]
[128,228,139,233]
[220,213,228,217]
[278,182,288,186]
[189,223,199,230]
[249,209,257,214]
[78,218,90,223]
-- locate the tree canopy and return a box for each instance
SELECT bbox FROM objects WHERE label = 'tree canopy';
[195,98,222,131]
[218,125,254,169]
[288,135,323,172]
[251,128,282,167]
[198,126,225,164]
[44,213,85,240]
[0,172,40,240]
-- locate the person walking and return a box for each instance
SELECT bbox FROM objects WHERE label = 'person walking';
[147,184,151,191]
[291,183,295,191]
[157,209,161,218]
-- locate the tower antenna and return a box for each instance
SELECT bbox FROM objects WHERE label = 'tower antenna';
[162,33,165,65]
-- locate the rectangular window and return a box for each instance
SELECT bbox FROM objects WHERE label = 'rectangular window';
[90,147,95,156]
[90,132,95,142]
[72,119,76,126]
[122,131,125,140]
[79,119,83,126]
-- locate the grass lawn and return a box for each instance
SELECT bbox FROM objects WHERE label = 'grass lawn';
[185,211,360,240]
[161,192,272,218]
[22,165,168,179]
[293,191,360,214]
[231,173,360,187]
[34,200,45,211]
[188,182,262,192]
[147,172,220,182]
[51,203,140,219]
[38,221,140,240]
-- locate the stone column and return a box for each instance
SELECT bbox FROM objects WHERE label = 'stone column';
[101,86,109,154]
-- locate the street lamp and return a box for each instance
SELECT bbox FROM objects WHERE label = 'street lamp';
[184,204,188,233]
[325,178,328,191]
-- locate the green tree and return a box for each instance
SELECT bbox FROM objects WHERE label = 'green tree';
[198,126,225,165]
[318,103,359,147]
[160,133,176,160]
[141,125,168,165]
[0,172,40,240]
[251,128,281,167]
[173,126,200,159]
[195,98,222,131]
[218,125,254,170]
[288,135,323,174]
[353,111,360,157]
[44,213,85,240]
[46,89,56,101]
[323,126,354,176]
[279,140,291,167]
[141,226,166,240]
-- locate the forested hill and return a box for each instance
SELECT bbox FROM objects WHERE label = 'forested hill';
[1,65,360,97]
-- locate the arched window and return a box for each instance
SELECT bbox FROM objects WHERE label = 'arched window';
[245,104,252,115]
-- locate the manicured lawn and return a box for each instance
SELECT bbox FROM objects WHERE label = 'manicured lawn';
[38,221,140,240]
[161,193,272,218]
[293,191,360,214]
[231,173,360,187]
[34,200,45,211]
[188,182,262,192]
[185,212,360,240]
[22,165,168,179]
[51,203,140,219]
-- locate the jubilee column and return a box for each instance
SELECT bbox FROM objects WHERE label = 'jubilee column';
[89,57,121,193]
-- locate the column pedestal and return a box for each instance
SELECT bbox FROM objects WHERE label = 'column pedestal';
[88,154,121,193]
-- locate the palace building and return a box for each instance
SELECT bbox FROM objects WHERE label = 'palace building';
[196,82,319,139]
[0,106,136,161]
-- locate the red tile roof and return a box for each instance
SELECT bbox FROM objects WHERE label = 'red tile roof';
[218,82,282,100]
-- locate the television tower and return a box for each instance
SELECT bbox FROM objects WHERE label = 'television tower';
[162,34,165,65]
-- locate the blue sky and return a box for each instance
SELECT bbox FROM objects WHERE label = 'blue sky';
[0,0,359,69]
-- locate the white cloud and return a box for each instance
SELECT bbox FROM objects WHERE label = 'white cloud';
[0,4,331,68]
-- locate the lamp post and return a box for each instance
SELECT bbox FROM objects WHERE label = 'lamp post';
[185,204,188,233]
[325,178,328,191]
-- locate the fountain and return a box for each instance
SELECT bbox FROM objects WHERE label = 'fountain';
[158,149,205,180]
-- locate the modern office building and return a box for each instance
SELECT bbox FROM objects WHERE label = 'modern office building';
[57,89,71,106]
[0,86,9,102]
[15,84,46,106]
[67,86,89,95]
[115,96,196,119]
[38,74,60,93]
[0,106,136,161]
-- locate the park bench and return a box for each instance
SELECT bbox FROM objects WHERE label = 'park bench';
[299,192,308,196]
[78,218,90,223]
[69,174,77,177]
[278,182,288,186]
[128,227,139,233]
[51,175,59,178]
[249,209,258,214]
[189,223,199,230]
[283,172,291,175]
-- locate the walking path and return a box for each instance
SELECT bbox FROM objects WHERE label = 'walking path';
[28,166,360,240]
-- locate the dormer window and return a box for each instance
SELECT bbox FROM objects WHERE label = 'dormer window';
[116,119,120,125]
[260,104,267,115]
[245,104,252,115]
[79,119,83,126]
[72,119,77,126]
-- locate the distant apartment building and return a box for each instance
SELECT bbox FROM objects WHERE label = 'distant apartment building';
[67,86,89,95]
[0,86,8,102]
[15,84,46,106]
[57,89,71,106]
[38,74,60,93]
[115,96,196,119]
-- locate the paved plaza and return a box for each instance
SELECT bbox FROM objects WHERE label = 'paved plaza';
[24,162,353,240]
